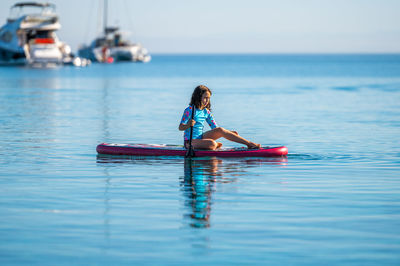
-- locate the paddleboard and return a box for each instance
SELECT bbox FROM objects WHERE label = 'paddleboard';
[96,143,288,158]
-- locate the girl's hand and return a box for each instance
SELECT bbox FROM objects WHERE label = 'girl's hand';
[179,120,196,131]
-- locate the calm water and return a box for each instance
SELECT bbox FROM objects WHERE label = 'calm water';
[1,54,400,265]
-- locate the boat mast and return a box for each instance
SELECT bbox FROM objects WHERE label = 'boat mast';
[103,0,108,35]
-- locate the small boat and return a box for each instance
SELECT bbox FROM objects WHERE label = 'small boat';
[96,143,288,158]
[0,2,89,67]
[78,0,151,63]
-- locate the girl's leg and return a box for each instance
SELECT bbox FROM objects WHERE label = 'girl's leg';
[186,139,221,150]
[203,127,261,149]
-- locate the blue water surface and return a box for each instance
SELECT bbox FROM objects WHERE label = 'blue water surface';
[0,54,400,265]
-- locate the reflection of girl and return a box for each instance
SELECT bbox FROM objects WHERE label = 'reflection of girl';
[183,159,218,228]
[179,85,261,150]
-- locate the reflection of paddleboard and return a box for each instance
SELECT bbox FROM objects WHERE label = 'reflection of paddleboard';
[96,143,288,157]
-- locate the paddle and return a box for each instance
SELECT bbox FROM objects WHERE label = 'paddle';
[185,105,195,158]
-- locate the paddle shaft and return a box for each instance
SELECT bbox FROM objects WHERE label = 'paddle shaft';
[185,105,195,158]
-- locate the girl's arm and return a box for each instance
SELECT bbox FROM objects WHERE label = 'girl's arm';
[179,106,195,131]
[179,119,195,131]
[206,110,218,129]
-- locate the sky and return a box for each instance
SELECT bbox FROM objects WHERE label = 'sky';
[1,0,400,54]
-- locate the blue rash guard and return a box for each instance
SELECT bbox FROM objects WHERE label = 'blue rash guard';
[180,106,218,141]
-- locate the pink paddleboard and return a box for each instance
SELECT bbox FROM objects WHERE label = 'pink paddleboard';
[97,143,288,158]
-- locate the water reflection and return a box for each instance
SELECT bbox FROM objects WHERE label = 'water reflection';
[182,159,221,228]
[97,155,288,230]
[181,157,288,229]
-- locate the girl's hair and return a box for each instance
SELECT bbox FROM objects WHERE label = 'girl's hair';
[190,85,212,110]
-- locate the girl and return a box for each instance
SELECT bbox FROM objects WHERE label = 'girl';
[179,85,261,150]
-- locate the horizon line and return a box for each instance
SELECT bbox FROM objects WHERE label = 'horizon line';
[148,52,400,56]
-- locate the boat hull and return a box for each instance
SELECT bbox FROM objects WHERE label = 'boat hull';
[0,4,85,67]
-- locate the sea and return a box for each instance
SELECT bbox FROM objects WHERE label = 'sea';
[0,54,399,265]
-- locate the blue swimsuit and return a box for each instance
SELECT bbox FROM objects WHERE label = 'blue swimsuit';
[180,106,218,141]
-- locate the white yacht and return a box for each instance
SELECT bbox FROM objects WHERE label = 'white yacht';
[0,2,89,67]
[78,0,151,63]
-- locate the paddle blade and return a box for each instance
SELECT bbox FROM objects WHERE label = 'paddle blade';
[185,147,195,158]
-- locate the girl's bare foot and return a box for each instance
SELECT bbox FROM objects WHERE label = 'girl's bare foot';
[247,142,261,149]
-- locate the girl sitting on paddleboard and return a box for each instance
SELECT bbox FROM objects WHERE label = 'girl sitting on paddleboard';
[179,85,261,150]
